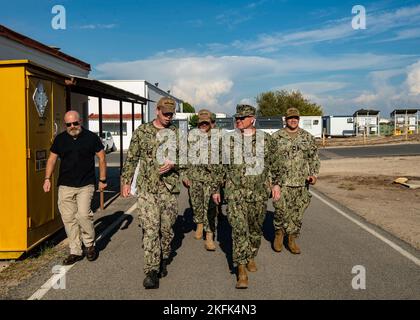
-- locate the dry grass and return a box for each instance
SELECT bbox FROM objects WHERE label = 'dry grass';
[0,240,68,299]
[337,182,356,191]
[317,133,420,147]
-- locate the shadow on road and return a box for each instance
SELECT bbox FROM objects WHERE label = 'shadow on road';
[262,211,275,243]
[216,212,234,274]
[169,208,195,264]
[94,211,133,253]
[92,167,121,212]
[169,205,236,274]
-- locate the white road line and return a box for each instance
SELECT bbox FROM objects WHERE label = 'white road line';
[311,191,420,267]
[28,202,138,300]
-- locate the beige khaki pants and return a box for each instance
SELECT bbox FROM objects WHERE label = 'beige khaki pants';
[58,185,95,256]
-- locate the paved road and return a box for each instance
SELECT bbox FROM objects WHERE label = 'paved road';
[102,143,420,164]
[25,186,420,300]
[319,143,420,160]
[104,144,420,164]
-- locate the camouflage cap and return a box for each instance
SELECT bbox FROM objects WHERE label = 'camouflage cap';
[157,97,176,113]
[197,109,212,124]
[286,107,300,118]
[234,104,256,118]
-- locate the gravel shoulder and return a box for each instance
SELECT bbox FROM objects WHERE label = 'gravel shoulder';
[315,156,420,249]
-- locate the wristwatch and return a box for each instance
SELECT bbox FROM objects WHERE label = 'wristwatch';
[99,178,107,183]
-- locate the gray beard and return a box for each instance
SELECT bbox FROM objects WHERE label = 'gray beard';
[68,127,82,137]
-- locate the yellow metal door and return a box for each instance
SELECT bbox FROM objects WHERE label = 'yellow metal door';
[26,76,54,228]
[0,64,28,258]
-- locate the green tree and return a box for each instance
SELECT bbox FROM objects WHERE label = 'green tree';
[183,102,195,113]
[189,114,198,128]
[256,90,323,116]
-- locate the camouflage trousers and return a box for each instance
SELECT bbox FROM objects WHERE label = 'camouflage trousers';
[227,201,266,267]
[189,181,217,233]
[273,186,311,236]
[137,187,178,274]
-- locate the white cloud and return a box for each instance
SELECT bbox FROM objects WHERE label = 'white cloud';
[274,66,420,116]
[233,21,353,52]
[378,28,420,43]
[94,54,418,114]
[216,11,252,28]
[345,63,420,115]
[239,97,255,105]
[354,93,379,104]
[215,0,269,29]
[232,4,420,52]
[246,0,268,10]
[172,78,233,108]
[279,81,348,94]
[95,55,272,111]
[76,24,117,30]
[407,61,420,95]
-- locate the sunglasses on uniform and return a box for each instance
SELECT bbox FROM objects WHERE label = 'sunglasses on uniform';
[235,116,251,121]
[65,121,80,127]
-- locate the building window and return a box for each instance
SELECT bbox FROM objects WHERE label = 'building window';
[103,122,127,136]
[302,119,312,129]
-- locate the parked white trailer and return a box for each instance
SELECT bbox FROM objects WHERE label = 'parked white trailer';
[322,116,355,137]
[299,116,322,138]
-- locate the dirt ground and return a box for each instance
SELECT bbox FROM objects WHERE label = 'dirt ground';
[315,156,420,249]
[317,133,420,147]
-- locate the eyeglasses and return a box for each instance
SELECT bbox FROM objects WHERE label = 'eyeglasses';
[199,121,210,126]
[235,116,250,121]
[286,116,300,120]
[65,121,80,127]
[162,112,174,118]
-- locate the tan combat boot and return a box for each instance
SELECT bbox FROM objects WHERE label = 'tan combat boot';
[288,234,301,254]
[273,229,284,252]
[205,232,216,251]
[236,265,248,289]
[194,223,203,240]
[246,259,257,272]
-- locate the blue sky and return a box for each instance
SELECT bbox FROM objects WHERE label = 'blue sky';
[2,0,420,116]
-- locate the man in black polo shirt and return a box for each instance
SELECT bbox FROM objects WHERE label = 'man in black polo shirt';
[43,110,107,265]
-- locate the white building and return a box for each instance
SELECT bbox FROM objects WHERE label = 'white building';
[88,80,183,150]
[390,109,419,135]
[299,116,322,138]
[353,109,380,136]
[0,24,91,126]
[322,115,355,137]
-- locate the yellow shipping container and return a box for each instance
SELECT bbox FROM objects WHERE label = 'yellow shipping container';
[0,60,67,259]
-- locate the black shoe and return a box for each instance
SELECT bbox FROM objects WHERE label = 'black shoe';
[159,259,169,278]
[143,271,159,289]
[62,254,84,265]
[85,246,98,262]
